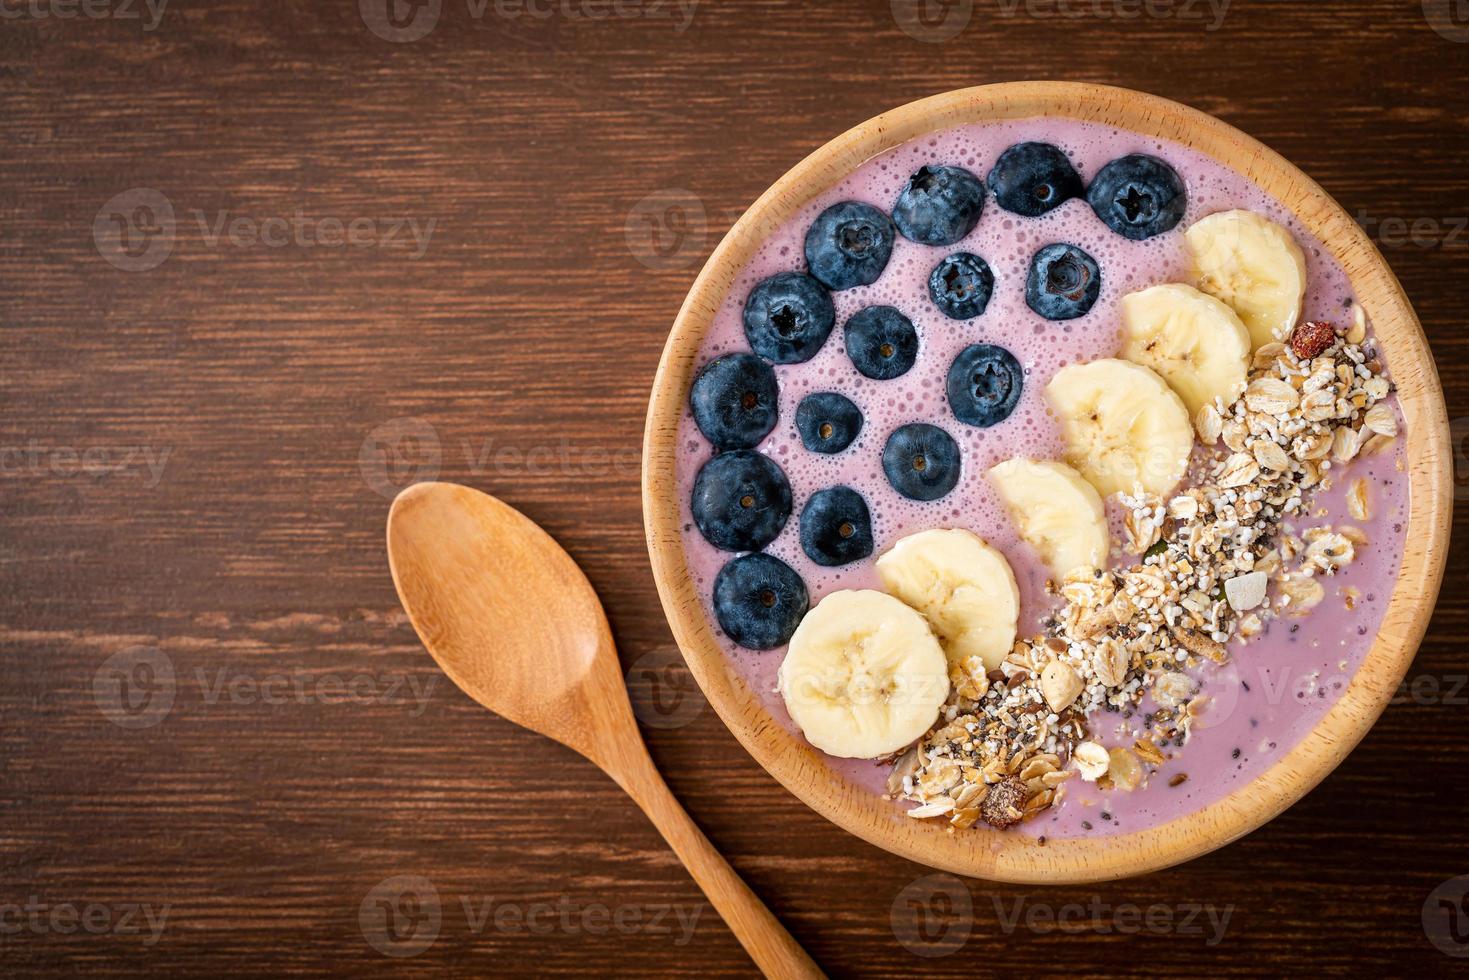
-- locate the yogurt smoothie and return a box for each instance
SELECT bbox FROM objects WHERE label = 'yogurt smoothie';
[674,117,1407,839]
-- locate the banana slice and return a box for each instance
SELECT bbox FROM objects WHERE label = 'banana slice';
[875,529,1019,670]
[1044,359,1193,498]
[987,458,1108,579]
[1120,283,1251,418]
[777,590,949,759]
[1185,209,1307,350]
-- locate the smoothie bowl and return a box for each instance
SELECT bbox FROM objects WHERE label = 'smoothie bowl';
[641,83,1450,882]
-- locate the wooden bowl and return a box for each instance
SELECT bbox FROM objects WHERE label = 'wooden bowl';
[641,82,1451,883]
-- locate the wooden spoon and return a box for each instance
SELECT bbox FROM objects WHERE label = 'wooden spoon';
[387,482,823,980]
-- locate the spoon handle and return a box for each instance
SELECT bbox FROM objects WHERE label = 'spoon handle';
[610,746,825,980]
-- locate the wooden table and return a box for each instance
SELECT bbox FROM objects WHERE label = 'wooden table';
[3,1,1466,975]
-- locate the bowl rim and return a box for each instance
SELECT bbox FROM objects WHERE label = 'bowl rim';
[640,82,1451,883]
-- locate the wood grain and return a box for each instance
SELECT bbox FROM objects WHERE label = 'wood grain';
[2,1,1468,976]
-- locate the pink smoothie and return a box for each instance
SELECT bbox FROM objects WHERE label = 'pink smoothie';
[673,117,1408,839]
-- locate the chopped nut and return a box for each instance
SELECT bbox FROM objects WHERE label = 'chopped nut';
[1347,304,1368,344]
[1224,571,1269,611]
[906,799,956,819]
[1040,660,1084,713]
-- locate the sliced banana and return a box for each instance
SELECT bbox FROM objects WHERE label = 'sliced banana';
[875,528,1019,671]
[777,590,950,759]
[1120,283,1251,418]
[987,458,1108,579]
[1044,358,1193,499]
[1185,209,1307,350]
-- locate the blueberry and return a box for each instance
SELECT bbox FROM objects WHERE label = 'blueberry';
[892,165,986,246]
[796,392,863,454]
[743,272,836,364]
[803,201,895,290]
[691,450,792,552]
[928,252,994,320]
[882,423,961,501]
[712,553,808,650]
[946,344,1023,428]
[987,142,1084,217]
[689,353,779,450]
[799,486,874,567]
[844,306,919,380]
[1087,154,1186,240]
[1025,243,1101,321]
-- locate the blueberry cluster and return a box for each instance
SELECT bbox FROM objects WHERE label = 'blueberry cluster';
[687,143,1187,649]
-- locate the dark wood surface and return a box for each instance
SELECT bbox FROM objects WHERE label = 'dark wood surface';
[3,1,1468,976]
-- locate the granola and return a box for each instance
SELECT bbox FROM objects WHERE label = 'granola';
[897,322,1397,828]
